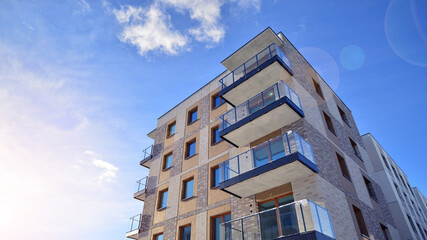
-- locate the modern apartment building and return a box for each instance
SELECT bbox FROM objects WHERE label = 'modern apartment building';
[362,133,427,240]
[126,27,400,240]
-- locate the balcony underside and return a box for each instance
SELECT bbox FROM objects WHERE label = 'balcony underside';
[126,230,138,239]
[220,58,293,107]
[219,97,303,147]
[278,231,335,240]
[221,27,282,70]
[139,155,152,168]
[133,190,146,201]
[219,152,318,198]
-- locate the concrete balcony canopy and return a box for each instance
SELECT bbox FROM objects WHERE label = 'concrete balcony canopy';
[221,27,283,71]
[139,145,153,168]
[219,81,303,147]
[125,214,141,239]
[133,176,148,201]
[219,131,317,198]
[219,199,335,240]
[219,43,293,107]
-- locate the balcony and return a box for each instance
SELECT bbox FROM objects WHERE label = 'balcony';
[219,131,317,198]
[219,199,335,240]
[219,43,293,107]
[133,177,148,201]
[139,145,153,168]
[125,214,141,239]
[219,81,303,147]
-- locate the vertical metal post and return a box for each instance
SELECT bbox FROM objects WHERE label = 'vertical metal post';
[241,218,245,240]
[237,155,240,174]
[300,203,307,233]
[257,214,262,240]
[286,132,291,154]
[256,55,259,69]
[315,204,323,234]
[277,208,283,237]
[269,45,272,58]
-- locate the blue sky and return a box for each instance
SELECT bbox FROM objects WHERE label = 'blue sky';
[0,0,425,239]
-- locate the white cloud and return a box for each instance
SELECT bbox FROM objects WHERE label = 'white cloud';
[112,5,188,55]
[160,0,225,44]
[107,0,260,56]
[86,150,119,183]
[73,0,91,15]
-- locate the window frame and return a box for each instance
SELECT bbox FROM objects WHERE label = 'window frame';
[182,177,195,200]
[337,106,351,127]
[153,232,164,240]
[312,78,324,99]
[167,121,176,137]
[349,138,362,160]
[185,139,197,158]
[352,205,369,237]
[211,165,220,189]
[211,93,224,110]
[336,153,351,181]
[211,125,222,145]
[363,177,378,202]
[323,112,336,135]
[188,107,198,125]
[163,152,173,171]
[157,188,168,210]
[211,212,231,240]
[179,224,192,240]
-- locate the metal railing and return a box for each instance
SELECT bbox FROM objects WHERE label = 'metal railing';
[127,214,141,233]
[141,145,153,161]
[219,130,315,183]
[219,81,302,132]
[219,199,335,240]
[219,43,291,90]
[135,177,148,193]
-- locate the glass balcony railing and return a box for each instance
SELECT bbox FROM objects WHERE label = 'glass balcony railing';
[135,177,148,193]
[127,214,141,233]
[219,43,291,90]
[141,145,153,161]
[219,81,302,132]
[220,199,335,240]
[219,130,315,183]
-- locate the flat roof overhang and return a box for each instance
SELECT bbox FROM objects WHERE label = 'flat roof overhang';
[125,230,138,239]
[219,152,318,198]
[219,97,304,147]
[221,27,283,70]
[133,190,146,201]
[219,56,293,107]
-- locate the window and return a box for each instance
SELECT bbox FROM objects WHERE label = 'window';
[381,155,391,170]
[211,166,220,188]
[323,112,335,135]
[211,126,221,144]
[180,225,191,240]
[212,93,224,109]
[349,138,362,159]
[312,79,324,99]
[188,108,198,124]
[158,189,168,209]
[154,233,164,240]
[163,152,172,170]
[408,215,419,236]
[338,106,350,127]
[352,205,369,237]
[394,183,403,200]
[363,177,377,201]
[185,139,196,158]
[182,177,194,200]
[336,153,351,181]
[391,166,399,179]
[167,121,176,137]
[212,213,231,240]
[380,224,390,240]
